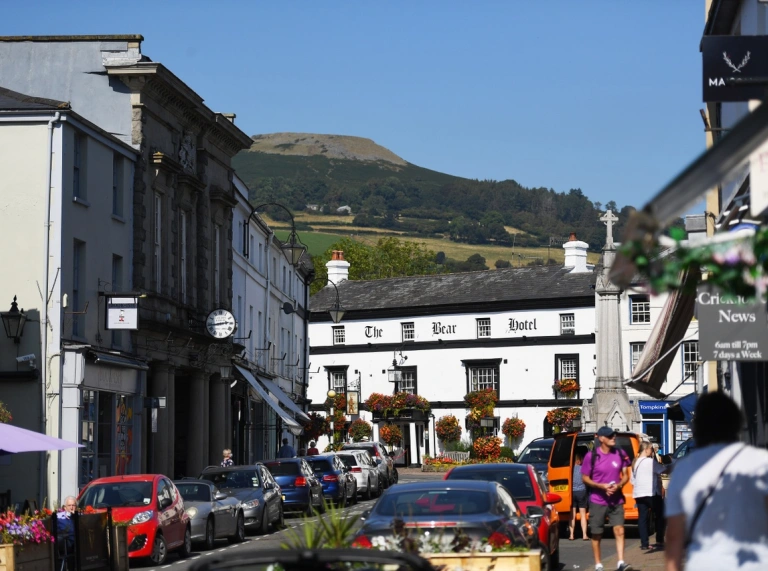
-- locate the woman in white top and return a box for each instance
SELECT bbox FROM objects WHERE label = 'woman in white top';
[632,441,668,550]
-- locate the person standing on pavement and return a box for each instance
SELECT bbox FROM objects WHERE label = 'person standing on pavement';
[221,449,234,467]
[581,426,633,571]
[278,438,297,458]
[307,441,320,456]
[569,446,590,541]
[665,392,768,571]
[632,441,669,550]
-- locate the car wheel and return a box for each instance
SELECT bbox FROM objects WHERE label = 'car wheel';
[363,478,372,501]
[318,497,327,514]
[337,488,347,508]
[305,500,315,517]
[538,542,551,571]
[376,476,384,497]
[392,467,399,484]
[149,533,167,565]
[350,482,358,505]
[259,506,271,535]
[228,512,245,543]
[551,545,560,568]
[381,471,389,489]
[204,518,215,550]
[276,503,285,529]
[178,527,192,559]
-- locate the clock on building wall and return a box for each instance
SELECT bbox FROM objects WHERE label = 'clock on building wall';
[206,309,237,339]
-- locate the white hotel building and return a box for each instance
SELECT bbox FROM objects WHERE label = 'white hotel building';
[308,239,597,466]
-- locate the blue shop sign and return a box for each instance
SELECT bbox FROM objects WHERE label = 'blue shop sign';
[639,401,670,414]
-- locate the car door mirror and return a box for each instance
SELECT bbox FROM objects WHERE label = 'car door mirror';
[264,482,275,490]
[214,491,227,500]
[544,492,561,504]
[159,497,173,510]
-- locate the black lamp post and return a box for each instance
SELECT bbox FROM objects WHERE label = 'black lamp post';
[245,202,307,267]
[283,278,345,324]
[1,296,27,343]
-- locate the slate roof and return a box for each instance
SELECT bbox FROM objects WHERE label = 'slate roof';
[0,86,70,111]
[310,265,597,314]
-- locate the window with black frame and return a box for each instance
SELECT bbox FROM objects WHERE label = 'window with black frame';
[396,367,417,394]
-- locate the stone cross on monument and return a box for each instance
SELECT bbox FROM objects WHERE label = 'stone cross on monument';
[600,210,619,249]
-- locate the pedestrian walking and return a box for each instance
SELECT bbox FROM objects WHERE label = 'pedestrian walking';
[277,438,296,458]
[569,446,590,541]
[581,426,632,571]
[307,441,320,456]
[631,441,668,550]
[220,448,234,467]
[665,392,768,571]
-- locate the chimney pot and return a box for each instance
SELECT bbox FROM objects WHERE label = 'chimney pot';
[327,250,350,284]
[569,232,577,241]
[331,250,345,261]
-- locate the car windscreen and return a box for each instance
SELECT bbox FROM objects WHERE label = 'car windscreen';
[342,445,375,459]
[306,459,333,473]
[447,468,535,500]
[176,484,211,502]
[265,462,300,476]
[376,490,490,517]
[518,441,554,464]
[80,481,153,508]
[201,470,261,489]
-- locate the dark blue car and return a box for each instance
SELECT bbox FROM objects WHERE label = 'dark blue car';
[264,458,325,516]
[304,454,357,507]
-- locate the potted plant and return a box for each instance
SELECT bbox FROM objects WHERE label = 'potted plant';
[473,435,502,461]
[501,417,526,442]
[545,407,581,433]
[348,418,372,442]
[435,415,462,444]
[0,508,54,571]
[552,379,580,398]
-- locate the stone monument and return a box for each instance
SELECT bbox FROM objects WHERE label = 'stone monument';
[582,210,642,433]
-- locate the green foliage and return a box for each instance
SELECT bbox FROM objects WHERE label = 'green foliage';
[443,253,489,273]
[311,236,444,294]
[233,150,633,253]
[280,501,357,549]
[495,259,511,268]
[444,440,472,453]
[500,446,516,460]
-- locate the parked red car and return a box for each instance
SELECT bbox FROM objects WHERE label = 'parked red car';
[78,474,191,565]
[444,463,561,571]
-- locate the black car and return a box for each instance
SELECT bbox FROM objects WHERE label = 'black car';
[516,437,554,486]
[355,481,537,550]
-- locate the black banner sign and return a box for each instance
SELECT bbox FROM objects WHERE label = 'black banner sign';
[702,35,768,102]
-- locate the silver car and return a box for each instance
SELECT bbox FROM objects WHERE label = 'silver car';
[173,480,244,549]
[199,464,284,534]
[337,450,381,500]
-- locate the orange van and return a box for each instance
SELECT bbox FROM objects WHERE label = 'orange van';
[547,431,640,523]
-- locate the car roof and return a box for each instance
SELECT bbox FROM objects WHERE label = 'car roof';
[521,438,554,447]
[201,463,264,472]
[264,458,303,463]
[385,481,496,493]
[305,453,336,460]
[449,463,533,473]
[173,479,214,487]
[84,474,160,484]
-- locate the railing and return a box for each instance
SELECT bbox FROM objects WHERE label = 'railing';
[442,451,470,462]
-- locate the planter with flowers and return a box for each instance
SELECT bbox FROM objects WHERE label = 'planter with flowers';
[464,388,498,430]
[552,379,580,399]
[379,424,403,448]
[0,509,54,571]
[545,407,581,433]
[501,417,526,446]
[365,393,430,422]
[435,415,462,444]
[348,418,372,442]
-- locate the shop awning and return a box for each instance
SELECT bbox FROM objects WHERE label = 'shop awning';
[625,273,697,399]
[88,350,149,371]
[235,365,303,436]
[667,392,698,423]
[256,375,311,423]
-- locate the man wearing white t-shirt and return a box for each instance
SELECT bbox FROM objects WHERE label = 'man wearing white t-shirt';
[665,392,768,571]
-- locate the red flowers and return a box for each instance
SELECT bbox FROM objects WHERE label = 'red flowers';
[435,415,462,443]
[379,424,403,446]
[473,436,502,461]
[464,389,498,421]
[501,417,526,440]
[351,535,372,548]
[487,532,511,548]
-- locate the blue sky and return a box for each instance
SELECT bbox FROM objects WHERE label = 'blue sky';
[2,1,705,209]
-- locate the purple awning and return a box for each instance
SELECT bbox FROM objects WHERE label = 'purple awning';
[0,423,83,455]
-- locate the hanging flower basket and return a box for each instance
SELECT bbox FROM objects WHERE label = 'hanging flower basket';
[501,417,526,441]
[302,412,330,442]
[546,407,581,432]
[435,415,462,444]
[552,379,580,398]
[379,424,403,447]
[348,418,372,442]
[365,392,431,418]
[464,388,498,421]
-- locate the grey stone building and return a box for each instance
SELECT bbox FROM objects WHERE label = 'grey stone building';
[0,35,253,480]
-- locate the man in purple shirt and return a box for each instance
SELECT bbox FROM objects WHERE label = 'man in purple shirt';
[581,426,632,571]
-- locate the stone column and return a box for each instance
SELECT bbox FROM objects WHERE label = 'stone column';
[150,363,175,476]
[408,423,418,467]
[187,371,208,476]
[209,377,226,466]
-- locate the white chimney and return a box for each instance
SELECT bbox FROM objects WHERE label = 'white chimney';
[563,233,591,273]
[326,250,350,284]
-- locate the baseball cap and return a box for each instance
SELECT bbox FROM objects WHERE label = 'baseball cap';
[596,426,616,438]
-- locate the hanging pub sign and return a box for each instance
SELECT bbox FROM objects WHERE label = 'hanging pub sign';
[696,285,768,361]
[346,391,359,415]
[105,296,139,330]
[702,35,768,102]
